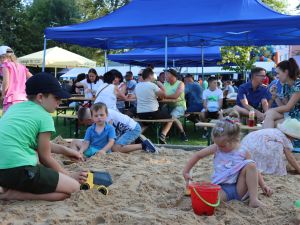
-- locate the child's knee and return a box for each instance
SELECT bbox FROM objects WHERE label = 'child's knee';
[246,162,257,171]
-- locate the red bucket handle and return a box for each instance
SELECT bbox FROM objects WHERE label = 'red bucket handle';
[193,187,220,208]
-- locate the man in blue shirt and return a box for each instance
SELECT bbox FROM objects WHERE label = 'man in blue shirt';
[234,67,272,121]
[184,74,203,112]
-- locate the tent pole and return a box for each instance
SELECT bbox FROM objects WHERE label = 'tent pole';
[55,67,57,78]
[42,36,47,72]
[104,50,108,72]
[129,64,131,71]
[173,59,175,68]
[201,45,204,80]
[164,36,168,72]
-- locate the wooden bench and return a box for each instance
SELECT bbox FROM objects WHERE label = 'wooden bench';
[56,106,75,116]
[133,118,175,143]
[56,114,79,138]
[196,121,262,145]
[183,112,202,131]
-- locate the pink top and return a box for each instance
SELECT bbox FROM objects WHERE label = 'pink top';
[2,61,28,104]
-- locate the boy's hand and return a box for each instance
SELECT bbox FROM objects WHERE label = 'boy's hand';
[64,147,84,162]
[261,185,273,197]
[97,150,106,156]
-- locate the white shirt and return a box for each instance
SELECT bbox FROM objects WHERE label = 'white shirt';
[202,88,223,112]
[80,79,103,99]
[107,109,137,137]
[95,83,117,111]
[135,81,160,113]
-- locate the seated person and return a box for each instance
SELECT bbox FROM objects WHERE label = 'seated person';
[74,105,158,154]
[223,80,235,98]
[268,76,283,108]
[184,74,203,123]
[73,103,116,158]
[125,71,137,95]
[163,69,188,142]
[201,76,223,120]
[184,74,203,112]
[234,67,271,122]
[0,73,86,201]
[135,68,187,144]
[264,58,300,128]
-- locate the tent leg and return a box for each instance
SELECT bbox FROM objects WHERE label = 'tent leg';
[173,59,175,68]
[164,36,168,74]
[55,67,57,78]
[201,45,204,80]
[42,36,47,72]
[104,50,108,72]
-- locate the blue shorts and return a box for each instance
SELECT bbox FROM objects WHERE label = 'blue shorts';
[84,146,112,158]
[115,123,141,146]
[220,183,241,201]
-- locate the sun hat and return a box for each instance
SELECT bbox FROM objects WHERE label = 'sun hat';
[277,118,300,139]
[0,46,13,56]
[26,72,71,99]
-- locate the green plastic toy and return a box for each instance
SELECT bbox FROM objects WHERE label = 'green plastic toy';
[295,200,300,208]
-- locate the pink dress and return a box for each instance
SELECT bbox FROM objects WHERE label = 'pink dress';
[240,128,293,176]
[2,61,28,111]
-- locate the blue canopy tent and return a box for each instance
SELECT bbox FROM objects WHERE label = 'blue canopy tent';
[108,47,222,67]
[45,0,300,49]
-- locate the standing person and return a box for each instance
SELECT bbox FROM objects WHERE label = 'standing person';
[0,72,86,201]
[202,78,208,90]
[264,58,300,128]
[0,46,32,113]
[234,67,272,122]
[76,68,103,99]
[201,76,223,120]
[94,69,127,111]
[125,71,137,95]
[163,69,188,142]
[183,117,272,208]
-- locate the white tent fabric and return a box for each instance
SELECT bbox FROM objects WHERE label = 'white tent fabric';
[18,47,96,68]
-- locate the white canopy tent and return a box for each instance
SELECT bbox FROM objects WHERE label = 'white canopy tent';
[18,47,96,76]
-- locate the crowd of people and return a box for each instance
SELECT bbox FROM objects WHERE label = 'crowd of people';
[0,45,300,209]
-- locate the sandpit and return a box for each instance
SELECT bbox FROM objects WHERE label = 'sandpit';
[1,146,300,225]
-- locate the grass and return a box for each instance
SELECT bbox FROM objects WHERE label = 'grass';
[53,110,208,146]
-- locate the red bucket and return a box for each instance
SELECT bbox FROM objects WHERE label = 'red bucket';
[189,182,221,216]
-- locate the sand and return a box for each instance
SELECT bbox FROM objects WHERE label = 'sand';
[1,142,300,225]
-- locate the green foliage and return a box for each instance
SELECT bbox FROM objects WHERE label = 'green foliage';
[261,0,288,13]
[220,47,258,75]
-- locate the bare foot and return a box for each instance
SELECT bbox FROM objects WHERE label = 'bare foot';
[249,199,265,208]
[0,189,14,200]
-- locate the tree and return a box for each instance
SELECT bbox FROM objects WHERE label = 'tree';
[261,0,288,13]
[220,47,258,77]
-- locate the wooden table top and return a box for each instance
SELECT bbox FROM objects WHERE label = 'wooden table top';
[195,121,261,131]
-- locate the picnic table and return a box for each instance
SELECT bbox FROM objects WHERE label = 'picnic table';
[196,120,261,145]
[62,97,95,102]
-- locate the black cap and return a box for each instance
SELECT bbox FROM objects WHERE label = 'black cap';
[26,72,71,99]
[165,68,178,77]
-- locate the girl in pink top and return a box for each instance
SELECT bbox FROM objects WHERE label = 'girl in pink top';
[0,46,32,112]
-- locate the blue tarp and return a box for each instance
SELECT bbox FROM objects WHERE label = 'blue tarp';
[45,0,300,49]
[108,47,222,67]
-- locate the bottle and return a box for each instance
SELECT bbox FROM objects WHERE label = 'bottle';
[248,108,255,127]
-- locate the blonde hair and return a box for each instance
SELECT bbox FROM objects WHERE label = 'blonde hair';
[212,116,240,142]
[0,52,17,63]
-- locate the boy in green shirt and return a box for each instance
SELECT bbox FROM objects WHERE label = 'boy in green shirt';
[0,72,87,201]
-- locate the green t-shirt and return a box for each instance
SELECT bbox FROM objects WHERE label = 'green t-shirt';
[164,80,186,109]
[0,101,55,169]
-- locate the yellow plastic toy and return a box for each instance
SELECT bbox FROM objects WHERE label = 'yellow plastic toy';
[80,171,112,195]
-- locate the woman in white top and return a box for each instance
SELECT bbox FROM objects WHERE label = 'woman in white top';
[94,69,127,111]
[76,68,103,99]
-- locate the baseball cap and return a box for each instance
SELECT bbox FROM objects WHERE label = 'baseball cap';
[26,72,71,99]
[0,46,13,56]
